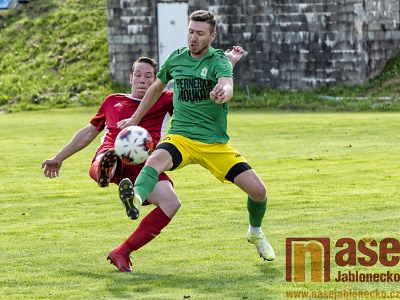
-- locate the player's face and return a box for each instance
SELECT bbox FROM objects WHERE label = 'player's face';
[130,62,156,99]
[188,21,216,58]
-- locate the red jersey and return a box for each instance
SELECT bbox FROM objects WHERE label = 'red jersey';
[90,91,173,157]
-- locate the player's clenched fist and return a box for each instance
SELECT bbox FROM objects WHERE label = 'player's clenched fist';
[210,84,226,104]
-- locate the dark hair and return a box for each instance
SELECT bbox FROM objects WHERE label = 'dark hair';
[132,57,158,75]
[189,10,216,33]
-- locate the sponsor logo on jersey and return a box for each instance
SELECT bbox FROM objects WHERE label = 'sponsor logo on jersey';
[175,78,213,102]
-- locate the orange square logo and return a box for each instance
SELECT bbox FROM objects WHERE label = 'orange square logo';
[286,238,331,282]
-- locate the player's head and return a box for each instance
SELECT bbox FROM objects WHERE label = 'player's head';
[130,57,158,99]
[187,10,217,58]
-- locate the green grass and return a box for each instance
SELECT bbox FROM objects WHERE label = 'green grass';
[0,0,126,111]
[1,0,400,112]
[1,109,399,299]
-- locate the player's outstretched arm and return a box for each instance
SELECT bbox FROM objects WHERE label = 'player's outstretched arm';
[210,46,244,104]
[117,78,166,129]
[42,124,100,179]
[225,46,246,68]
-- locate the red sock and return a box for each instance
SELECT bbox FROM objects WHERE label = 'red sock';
[88,159,99,182]
[114,206,171,255]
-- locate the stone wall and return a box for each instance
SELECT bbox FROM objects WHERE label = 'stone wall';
[106,0,400,90]
[107,0,157,84]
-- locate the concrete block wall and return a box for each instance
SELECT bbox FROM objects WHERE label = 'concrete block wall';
[107,0,400,90]
[107,0,158,84]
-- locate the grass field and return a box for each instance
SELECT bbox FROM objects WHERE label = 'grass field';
[1,108,399,300]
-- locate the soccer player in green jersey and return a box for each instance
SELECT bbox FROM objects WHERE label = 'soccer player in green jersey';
[118,10,275,262]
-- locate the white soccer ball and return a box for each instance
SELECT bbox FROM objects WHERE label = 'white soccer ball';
[114,126,154,165]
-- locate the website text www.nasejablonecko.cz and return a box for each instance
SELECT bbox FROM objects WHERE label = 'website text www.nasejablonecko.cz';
[285,289,400,299]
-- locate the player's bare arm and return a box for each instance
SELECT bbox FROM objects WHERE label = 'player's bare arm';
[209,77,234,104]
[42,124,100,178]
[225,46,245,67]
[117,79,166,129]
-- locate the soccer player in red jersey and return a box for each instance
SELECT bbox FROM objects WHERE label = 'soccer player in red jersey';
[42,48,244,272]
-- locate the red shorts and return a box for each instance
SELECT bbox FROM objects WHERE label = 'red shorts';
[89,153,173,205]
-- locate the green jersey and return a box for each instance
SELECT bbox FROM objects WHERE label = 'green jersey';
[157,46,233,144]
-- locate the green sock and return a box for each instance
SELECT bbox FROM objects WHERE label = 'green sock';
[247,196,267,227]
[134,165,159,203]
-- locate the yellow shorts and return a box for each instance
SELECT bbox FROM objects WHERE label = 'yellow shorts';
[157,134,251,183]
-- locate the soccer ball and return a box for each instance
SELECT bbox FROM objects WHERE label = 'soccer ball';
[114,126,154,164]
